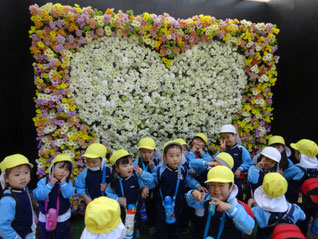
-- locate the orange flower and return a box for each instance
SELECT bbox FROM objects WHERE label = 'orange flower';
[105,8,114,15]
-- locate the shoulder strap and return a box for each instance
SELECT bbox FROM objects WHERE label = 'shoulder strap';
[101,166,106,196]
[45,183,60,214]
[238,200,255,219]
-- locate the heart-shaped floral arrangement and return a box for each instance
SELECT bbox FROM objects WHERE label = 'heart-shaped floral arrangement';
[29,3,279,177]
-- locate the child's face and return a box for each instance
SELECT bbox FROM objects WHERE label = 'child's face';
[116,157,134,178]
[139,148,155,162]
[53,162,70,181]
[271,144,284,153]
[182,145,187,156]
[295,150,301,161]
[84,157,101,169]
[220,133,236,147]
[5,164,31,189]
[164,146,182,169]
[260,156,277,172]
[192,138,205,152]
[208,182,233,202]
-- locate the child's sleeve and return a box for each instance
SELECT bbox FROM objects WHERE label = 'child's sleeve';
[237,146,253,172]
[227,203,255,233]
[151,166,160,186]
[0,196,21,239]
[186,189,205,210]
[248,165,261,184]
[33,177,53,201]
[291,204,306,223]
[201,151,213,162]
[251,206,270,228]
[185,170,201,189]
[105,184,121,203]
[74,169,88,196]
[284,161,304,181]
[60,180,75,199]
[138,170,154,188]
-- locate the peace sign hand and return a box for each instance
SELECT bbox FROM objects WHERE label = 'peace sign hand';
[210,197,231,212]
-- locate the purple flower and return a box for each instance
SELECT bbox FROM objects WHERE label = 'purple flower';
[56,20,66,28]
[49,21,57,30]
[104,14,111,23]
[49,58,56,68]
[67,35,75,44]
[75,29,83,37]
[248,49,255,57]
[271,45,278,53]
[56,34,66,44]
[189,36,194,43]
[55,44,65,53]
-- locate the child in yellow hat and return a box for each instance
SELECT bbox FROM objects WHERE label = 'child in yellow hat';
[33,154,75,239]
[289,139,318,235]
[0,154,36,239]
[133,137,161,235]
[80,196,125,239]
[153,140,206,239]
[75,143,111,205]
[106,149,153,238]
[251,173,305,239]
[187,165,255,239]
[186,133,213,185]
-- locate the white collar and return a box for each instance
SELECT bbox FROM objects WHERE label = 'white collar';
[254,185,288,212]
[80,223,126,239]
[300,153,318,169]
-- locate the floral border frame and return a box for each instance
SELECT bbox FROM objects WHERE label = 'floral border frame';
[29,3,279,177]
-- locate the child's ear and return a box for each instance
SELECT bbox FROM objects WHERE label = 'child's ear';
[230,183,235,192]
[115,166,120,173]
[163,155,167,163]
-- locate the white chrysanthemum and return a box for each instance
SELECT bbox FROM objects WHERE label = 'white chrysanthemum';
[69,36,247,153]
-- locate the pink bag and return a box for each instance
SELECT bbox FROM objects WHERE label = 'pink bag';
[45,185,60,231]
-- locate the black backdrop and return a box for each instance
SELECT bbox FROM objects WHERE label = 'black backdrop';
[1,0,317,188]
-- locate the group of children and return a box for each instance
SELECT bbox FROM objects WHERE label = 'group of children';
[0,123,317,239]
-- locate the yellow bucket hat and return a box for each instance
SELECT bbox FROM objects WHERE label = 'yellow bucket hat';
[268,135,286,146]
[175,138,188,146]
[138,137,156,150]
[262,173,288,198]
[290,139,318,158]
[83,143,107,159]
[109,149,131,166]
[214,152,234,169]
[0,154,33,173]
[163,140,182,152]
[205,165,234,184]
[85,196,122,234]
[51,154,75,168]
[193,133,208,145]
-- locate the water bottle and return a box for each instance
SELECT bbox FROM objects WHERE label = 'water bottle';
[311,210,318,234]
[125,204,136,238]
[163,196,175,224]
[140,202,148,222]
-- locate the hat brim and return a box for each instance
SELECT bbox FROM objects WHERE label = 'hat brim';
[290,143,299,151]
[254,186,288,212]
[139,146,155,150]
[83,153,100,159]
[205,178,233,184]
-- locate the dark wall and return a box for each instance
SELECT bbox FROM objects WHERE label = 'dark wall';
[1,0,317,187]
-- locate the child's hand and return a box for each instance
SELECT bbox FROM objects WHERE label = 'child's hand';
[192,190,205,202]
[220,139,227,152]
[141,187,149,199]
[206,161,219,168]
[134,164,143,175]
[100,183,107,192]
[210,197,231,212]
[34,214,38,224]
[84,197,92,205]
[120,197,127,207]
[148,158,155,168]
[256,161,264,169]
[197,186,208,194]
[247,198,256,208]
[50,175,58,185]
[189,169,196,175]
[234,169,241,179]
[60,171,70,183]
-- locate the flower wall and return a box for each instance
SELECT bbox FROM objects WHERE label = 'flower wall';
[29,3,279,177]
